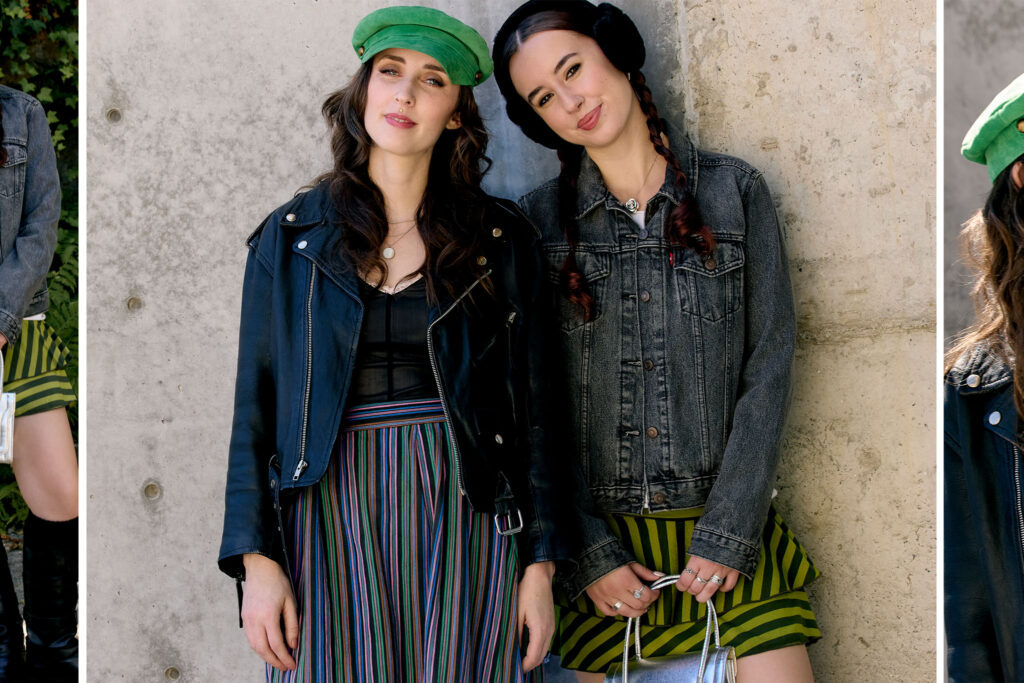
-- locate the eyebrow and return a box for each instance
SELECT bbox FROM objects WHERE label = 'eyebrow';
[377,53,447,76]
[526,52,579,104]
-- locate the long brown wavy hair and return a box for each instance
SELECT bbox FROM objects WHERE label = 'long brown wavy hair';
[494,7,714,320]
[316,59,493,302]
[946,154,1024,417]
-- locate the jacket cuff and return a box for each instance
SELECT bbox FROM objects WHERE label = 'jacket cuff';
[687,526,759,578]
[558,537,635,600]
[0,310,20,346]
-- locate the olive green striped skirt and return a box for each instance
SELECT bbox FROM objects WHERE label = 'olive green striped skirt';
[554,506,821,673]
[2,320,76,416]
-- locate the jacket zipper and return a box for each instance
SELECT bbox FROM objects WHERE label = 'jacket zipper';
[427,273,490,497]
[1013,445,1024,575]
[292,267,316,481]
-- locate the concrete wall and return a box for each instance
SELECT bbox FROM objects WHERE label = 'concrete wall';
[943,0,1024,344]
[86,0,935,680]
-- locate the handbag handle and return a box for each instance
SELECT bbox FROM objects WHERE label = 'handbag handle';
[620,574,722,683]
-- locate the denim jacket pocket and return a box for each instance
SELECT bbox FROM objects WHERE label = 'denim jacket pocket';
[544,248,611,332]
[672,238,744,322]
[0,142,27,199]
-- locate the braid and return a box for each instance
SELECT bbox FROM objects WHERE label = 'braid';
[556,145,594,320]
[631,71,714,257]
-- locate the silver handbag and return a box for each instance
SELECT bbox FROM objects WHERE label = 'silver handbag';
[604,574,737,683]
[0,354,14,464]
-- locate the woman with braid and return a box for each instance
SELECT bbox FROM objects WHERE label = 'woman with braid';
[493,2,820,680]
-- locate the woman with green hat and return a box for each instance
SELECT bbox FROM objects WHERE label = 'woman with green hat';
[217,6,565,681]
[944,71,1024,682]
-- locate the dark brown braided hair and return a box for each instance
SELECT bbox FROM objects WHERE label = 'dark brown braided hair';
[946,154,1024,419]
[314,59,493,302]
[493,1,713,320]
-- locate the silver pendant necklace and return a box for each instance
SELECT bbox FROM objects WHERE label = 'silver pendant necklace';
[622,154,659,214]
[382,219,417,260]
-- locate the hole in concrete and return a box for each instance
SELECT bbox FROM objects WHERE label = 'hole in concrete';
[106,108,122,123]
[143,480,162,501]
[165,667,180,680]
[126,296,144,311]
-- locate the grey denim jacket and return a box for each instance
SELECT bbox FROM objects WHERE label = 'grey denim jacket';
[519,134,795,597]
[0,85,61,345]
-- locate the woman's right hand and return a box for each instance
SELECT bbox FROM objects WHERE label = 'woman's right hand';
[585,562,662,618]
[0,332,7,350]
[241,553,298,671]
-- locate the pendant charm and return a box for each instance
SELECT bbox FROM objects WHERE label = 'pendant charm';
[624,198,640,214]
[382,247,396,259]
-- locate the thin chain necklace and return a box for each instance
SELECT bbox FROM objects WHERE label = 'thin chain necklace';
[382,221,418,260]
[621,154,660,214]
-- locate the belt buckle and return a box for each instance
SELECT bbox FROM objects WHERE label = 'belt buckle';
[493,507,523,536]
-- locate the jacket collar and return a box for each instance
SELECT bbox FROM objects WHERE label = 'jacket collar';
[952,342,1014,395]
[574,131,698,220]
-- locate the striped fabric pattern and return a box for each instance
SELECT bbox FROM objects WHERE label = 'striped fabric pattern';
[1,320,75,416]
[270,398,535,683]
[554,507,821,673]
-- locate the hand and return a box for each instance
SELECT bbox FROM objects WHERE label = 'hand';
[585,562,662,619]
[241,554,299,671]
[674,555,740,603]
[0,332,6,350]
[517,561,555,672]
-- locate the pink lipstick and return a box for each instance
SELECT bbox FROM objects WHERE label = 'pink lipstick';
[384,114,416,128]
[577,104,602,131]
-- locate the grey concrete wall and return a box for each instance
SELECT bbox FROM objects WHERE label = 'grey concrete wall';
[943,0,1024,344]
[86,0,935,680]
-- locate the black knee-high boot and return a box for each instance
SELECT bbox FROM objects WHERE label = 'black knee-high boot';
[23,513,77,682]
[0,538,24,681]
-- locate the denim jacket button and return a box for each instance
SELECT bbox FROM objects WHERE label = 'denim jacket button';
[704,257,717,270]
[646,427,659,438]
[285,213,296,222]
[296,240,308,250]
[643,360,654,371]
[492,227,503,238]
[965,374,980,388]
[640,290,651,303]
[652,492,667,504]
[989,411,1002,426]
[494,433,504,445]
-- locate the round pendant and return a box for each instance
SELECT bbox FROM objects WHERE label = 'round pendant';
[382,247,395,259]
[625,198,640,213]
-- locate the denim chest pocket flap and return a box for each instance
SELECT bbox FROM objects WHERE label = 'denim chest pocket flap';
[0,142,27,199]
[544,248,612,332]
[672,238,745,322]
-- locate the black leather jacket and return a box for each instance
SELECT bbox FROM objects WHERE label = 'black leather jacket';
[218,182,568,582]
[945,343,1024,682]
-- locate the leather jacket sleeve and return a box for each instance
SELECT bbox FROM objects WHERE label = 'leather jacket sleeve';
[687,173,796,577]
[0,96,60,344]
[218,221,284,579]
[943,378,1002,681]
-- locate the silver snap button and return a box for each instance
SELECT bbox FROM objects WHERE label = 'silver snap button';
[492,228,503,238]
[477,256,488,266]
[297,240,308,249]
[966,374,980,388]
[285,213,296,222]
[989,411,1002,426]
[494,434,503,445]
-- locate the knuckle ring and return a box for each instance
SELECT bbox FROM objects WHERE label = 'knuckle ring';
[683,567,697,576]
[633,587,645,599]
[612,600,623,610]
[709,574,724,585]
[695,576,709,585]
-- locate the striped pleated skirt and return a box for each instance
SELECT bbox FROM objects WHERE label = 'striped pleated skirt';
[269,398,535,683]
[553,506,821,673]
[1,320,76,416]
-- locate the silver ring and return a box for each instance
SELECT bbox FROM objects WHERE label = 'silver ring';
[612,600,623,611]
[633,587,645,599]
[683,567,697,576]
[709,574,724,585]
[695,576,709,585]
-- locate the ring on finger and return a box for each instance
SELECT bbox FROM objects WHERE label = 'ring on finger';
[683,567,697,576]
[709,574,724,585]
[632,587,645,599]
[695,576,709,585]
[612,600,623,611]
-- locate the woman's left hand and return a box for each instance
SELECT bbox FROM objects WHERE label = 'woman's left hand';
[517,560,556,672]
[674,555,740,603]
[0,332,6,350]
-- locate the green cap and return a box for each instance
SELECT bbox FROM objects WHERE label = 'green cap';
[352,6,493,87]
[962,72,1024,182]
